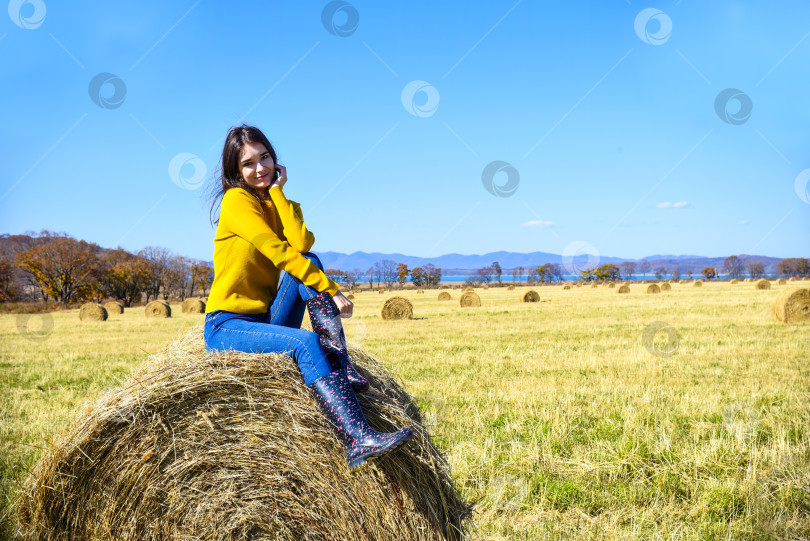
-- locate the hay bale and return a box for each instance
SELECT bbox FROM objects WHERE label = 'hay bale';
[777,279,786,285]
[755,279,771,290]
[381,297,413,320]
[437,292,451,301]
[693,280,703,287]
[788,276,798,282]
[562,284,572,290]
[79,303,108,322]
[482,285,489,290]
[347,294,355,300]
[678,279,689,284]
[507,285,515,291]
[145,300,171,318]
[104,302,123,315]
[730,279,739,285]
[617,284,630,294]
[608,282,616,288]
[181,298,206,314]
[417,289,424,294]
[645,284,661,294]
[522,290,540,302]
[378,290,384,294]
[590,283,599,288]
[459,291,481,308]
[660,282,671,291]
[772,288,810,323]
[16,326,471,540]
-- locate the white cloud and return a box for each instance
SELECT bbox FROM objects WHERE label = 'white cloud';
[738,220,749,225]
[521,219,554,228]
[657,201,689,209]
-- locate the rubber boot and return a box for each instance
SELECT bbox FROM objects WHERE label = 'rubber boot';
[310,369,413,470]
[305,291,370,391]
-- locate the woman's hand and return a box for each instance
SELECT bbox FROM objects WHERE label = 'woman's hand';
[332,291,353,318]
[270,164,288,190]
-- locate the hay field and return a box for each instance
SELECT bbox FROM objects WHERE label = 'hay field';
[2,282,809,540]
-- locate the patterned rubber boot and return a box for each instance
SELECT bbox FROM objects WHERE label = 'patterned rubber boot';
[305,291,370,391]
[310,369,414,471]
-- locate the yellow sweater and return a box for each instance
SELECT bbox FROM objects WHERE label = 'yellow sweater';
[205,185,339,315]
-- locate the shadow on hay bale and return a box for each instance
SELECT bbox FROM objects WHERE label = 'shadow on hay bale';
[16,325,472,540]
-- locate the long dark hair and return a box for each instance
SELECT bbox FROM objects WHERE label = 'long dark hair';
[208,124,279,227]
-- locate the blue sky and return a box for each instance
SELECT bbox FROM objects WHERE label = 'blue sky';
[2,0,809,263]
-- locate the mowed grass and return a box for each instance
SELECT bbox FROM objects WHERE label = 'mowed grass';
[2,282,809,540]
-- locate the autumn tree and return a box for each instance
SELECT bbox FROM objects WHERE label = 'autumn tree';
[777,257,809,278]
[701,267,717,280]
[0,259,16,301]
[410,266,425,287]
[325,269,347,285]
[106,257,154,307]
[15,237,102,304]
[396,263,409,287]
[594,263,620,281]
[190,261,214,296]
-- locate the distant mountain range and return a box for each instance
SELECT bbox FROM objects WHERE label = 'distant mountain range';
[314,251,787,275]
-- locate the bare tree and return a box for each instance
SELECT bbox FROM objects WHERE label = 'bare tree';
[639,260,651,279]
[723,255,744,279]
[620,261,636,281]
[139,246,173,301]
[747,260,765,279]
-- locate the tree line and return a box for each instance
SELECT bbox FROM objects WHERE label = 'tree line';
[0,231,213,306]
[323,260,442,289]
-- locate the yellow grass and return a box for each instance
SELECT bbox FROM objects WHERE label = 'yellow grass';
[2,283,809,540]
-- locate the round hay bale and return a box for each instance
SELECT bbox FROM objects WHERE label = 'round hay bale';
[381,297,413,320]
[507,284,515,291]
[16,326,472,540]
[608,282,616,288]
[777,278,786,285]
[104,302,124,315]
[459,291,481,308]
[482,285,489,290]
[347,294,355,300]
[679,279,689,284]
[79,303,108,322]
[417,289,424,294]
[590,283,599,288]
[730,279,739,285]
[522,290,540,302]
[755,279,771,290]
[617,284,630,294]
[145,300,171,318]
[660,282,671,291]
[437,291,451,301]
[772,288,810,323]
[693,280,703,287]
[646,284,661,294]
[788,276,798,281]
[378,290,384,294]
[181,298,206,314]
[562,284,572,290]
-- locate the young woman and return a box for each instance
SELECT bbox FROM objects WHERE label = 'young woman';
[204,124,412,470]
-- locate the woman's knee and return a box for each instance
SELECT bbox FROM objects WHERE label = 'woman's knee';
[302,252,324,270]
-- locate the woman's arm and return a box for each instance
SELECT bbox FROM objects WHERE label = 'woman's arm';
[221,188,338,296]
[268,184,315,253]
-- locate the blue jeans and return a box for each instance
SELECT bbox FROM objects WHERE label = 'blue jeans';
[204,252,334,386]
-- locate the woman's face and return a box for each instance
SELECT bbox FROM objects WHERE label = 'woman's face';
[239,141,276,191]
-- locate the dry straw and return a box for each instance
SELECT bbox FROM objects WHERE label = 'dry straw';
[730,279,739,285]
[79,303,108,322]
[459,291,481,308]
[522,290,540,302]
[660,282,671,291]
[347,294,355,300]
[772,288,810,323]
[777,279,786,285]
[417,290,424,294]
[104,302,123,315]
[562,284,572,290]
[608,282,616,288]
[181,298,205,314]
[617,285,630,294]
[380,297,413,320]
[145,301,171,318]
[437,292,451,301]
[15,326,471,540]
[755,279,771,290]
[693,280,703,287]
[645,284,661,294]
[507,285,515,291]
